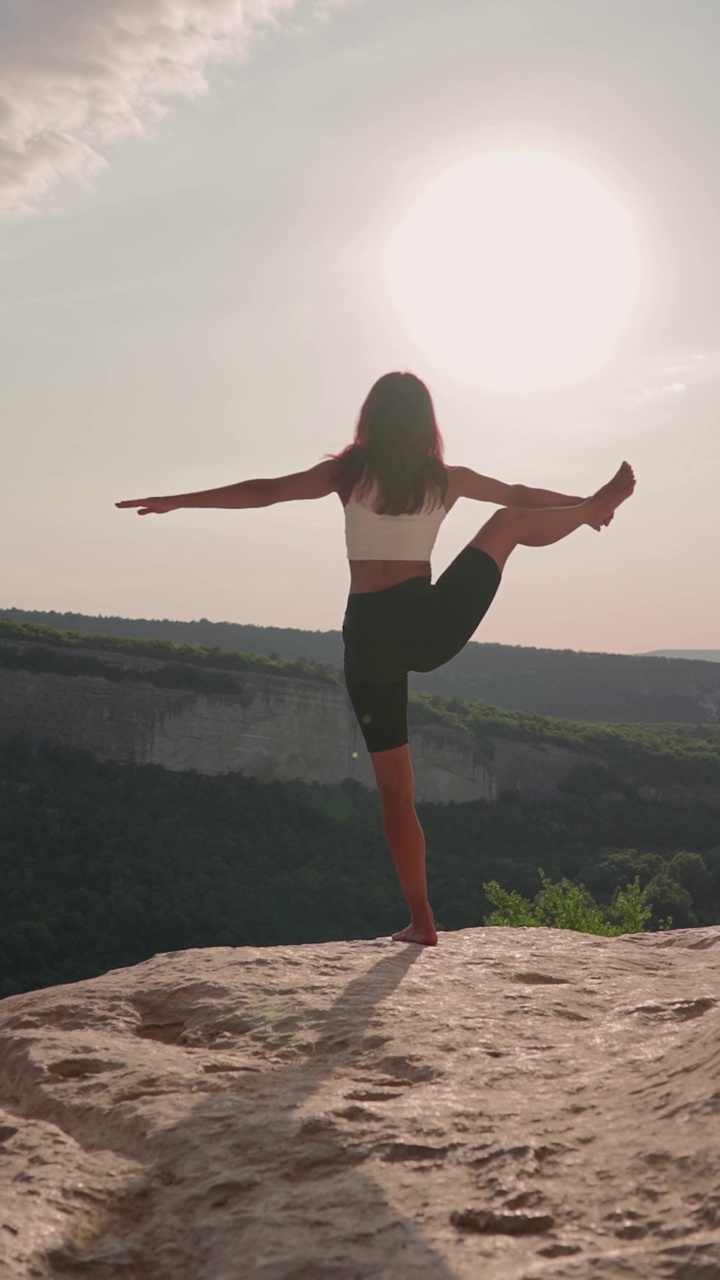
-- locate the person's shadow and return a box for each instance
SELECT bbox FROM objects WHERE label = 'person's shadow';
[41,945,464,1279]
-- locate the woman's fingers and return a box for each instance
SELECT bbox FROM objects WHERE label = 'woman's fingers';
[116,498,173,514]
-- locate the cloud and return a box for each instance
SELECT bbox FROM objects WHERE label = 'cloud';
[658,353,712,377]
[622,350,720,405]
[640,382,687,398]
[0,0,318,214]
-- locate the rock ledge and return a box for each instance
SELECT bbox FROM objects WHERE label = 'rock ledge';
[1,926,719,1279]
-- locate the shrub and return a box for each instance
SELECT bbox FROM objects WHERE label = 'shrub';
[484,869,652,936]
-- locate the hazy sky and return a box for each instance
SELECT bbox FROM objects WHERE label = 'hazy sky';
[2,0,719,653]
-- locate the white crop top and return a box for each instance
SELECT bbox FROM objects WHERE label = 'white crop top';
[344,480,447,560]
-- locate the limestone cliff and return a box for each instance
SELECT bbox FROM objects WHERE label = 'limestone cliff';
[2,639,719,806]
[0,640,603,804]
[1,927,719,1278]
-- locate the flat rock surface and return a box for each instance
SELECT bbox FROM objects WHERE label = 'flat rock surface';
[1,926,719,1279]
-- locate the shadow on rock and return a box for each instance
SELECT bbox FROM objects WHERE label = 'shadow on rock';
[40,946,462,1280]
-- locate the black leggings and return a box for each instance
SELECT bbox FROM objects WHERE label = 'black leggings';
[342,546,502,754]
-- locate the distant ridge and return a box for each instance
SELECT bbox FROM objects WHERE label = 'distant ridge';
[643,650,720,663]
[0,608,342,665]
[2,607,720,724]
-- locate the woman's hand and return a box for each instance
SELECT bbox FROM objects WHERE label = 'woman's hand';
[115,497,180,516]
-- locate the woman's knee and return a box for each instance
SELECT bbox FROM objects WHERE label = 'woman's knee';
[379,780,416,812]
[477,506,527,539]
[468,506,527,565]
[371,744,415,808]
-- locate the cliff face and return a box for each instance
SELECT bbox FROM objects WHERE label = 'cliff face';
[2,640,719,807]
[1,927,719,1279]
[0,658,602,805]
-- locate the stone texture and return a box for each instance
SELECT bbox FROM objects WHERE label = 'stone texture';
[1,926,719,1279]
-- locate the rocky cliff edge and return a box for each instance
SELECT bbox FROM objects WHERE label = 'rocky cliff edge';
[2,927,720,1278]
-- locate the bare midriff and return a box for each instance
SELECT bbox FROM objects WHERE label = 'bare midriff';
[347,560,431,595]
[341,474,459,596]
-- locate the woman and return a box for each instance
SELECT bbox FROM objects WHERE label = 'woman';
[118,371,635,946]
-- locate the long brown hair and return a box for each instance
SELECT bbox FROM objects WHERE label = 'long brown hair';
[329,372,447,515]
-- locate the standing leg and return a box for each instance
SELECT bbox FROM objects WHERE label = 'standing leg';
[470,462,635,572]
[370,744,437,946]
[344,674,436,944]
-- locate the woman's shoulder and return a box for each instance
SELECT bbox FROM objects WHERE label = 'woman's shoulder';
[442,465,463,512]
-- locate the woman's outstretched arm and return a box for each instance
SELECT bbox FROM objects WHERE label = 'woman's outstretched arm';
[452,466,584,509]
[512,483,586,509]
[116,459,337,515]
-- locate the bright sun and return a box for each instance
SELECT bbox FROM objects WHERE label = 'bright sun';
[386,151,643,391]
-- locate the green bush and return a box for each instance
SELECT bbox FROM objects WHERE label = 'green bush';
[484,869,653,936]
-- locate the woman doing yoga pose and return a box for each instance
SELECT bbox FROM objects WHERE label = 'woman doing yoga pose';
[118,372,636,946]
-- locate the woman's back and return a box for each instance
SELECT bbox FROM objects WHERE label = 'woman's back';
[341,466,467,594]
[344,474,447,561]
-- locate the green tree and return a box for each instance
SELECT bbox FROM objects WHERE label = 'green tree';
[668,851,711,900]
[644,869,697,928]
[484,870,652,936]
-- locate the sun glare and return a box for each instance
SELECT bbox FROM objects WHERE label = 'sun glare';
[386,151,643,391]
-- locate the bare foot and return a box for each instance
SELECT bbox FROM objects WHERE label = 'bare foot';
[586,461,636,531]
[391,921,438,946]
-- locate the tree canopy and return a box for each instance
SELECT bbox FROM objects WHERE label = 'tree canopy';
[1,740,718,998]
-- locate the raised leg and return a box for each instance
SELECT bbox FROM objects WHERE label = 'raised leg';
[470,462,635,572]
[370,744,438,946]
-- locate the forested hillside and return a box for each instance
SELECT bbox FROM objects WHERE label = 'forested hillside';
[3,607,718,723]
[1,740,718,998]
[0,617,338,687]
[646,651,720,663]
